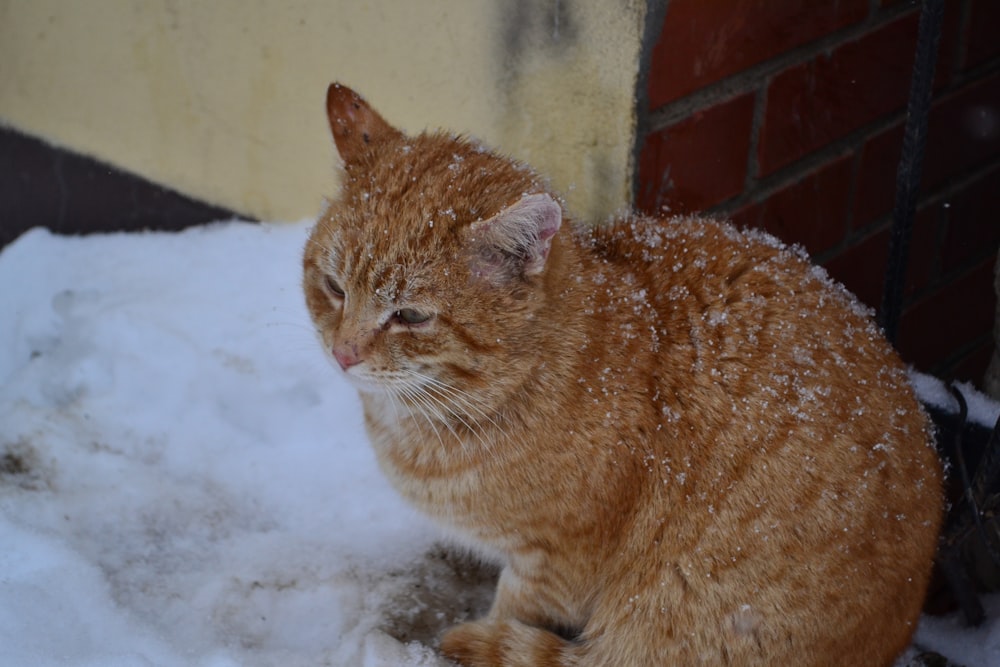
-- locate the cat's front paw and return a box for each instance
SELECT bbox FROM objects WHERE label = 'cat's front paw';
[440,619,569,666]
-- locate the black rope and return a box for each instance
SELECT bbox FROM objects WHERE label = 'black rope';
[957,391,1000,569]
[878,0,945,344]
[973,411,1000,510]
[945,385,1000,568]
[938,385,1000,626]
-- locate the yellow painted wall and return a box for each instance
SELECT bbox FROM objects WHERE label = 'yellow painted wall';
[0,0,647,223]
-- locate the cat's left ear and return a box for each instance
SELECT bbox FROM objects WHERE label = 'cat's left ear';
[326,83,402,163]
[467,193,562,281]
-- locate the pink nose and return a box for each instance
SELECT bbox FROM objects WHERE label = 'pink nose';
[333,345,363,371]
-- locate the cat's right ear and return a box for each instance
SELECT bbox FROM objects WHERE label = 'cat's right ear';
[466,193,563,282]
[326,83,402,163]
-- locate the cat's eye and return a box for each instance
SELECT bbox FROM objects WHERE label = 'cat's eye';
[324,275,345,298]
[394,308,431,325]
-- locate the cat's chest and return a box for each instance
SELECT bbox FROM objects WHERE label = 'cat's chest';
[359,394,602,543]
[361,398,490,507]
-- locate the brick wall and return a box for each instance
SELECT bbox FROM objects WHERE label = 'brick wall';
[637,0,1000,387]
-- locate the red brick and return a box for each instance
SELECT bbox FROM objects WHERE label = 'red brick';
[824,231,890,309]
[731,153,853,255]
[757,9,965,175]
[823,206,938,310]
[853,73,1000,229]
[897,258,997,372]
[966,0,1000,68]
[637,93,755,214]
[942,165,1000,273]
[909,201,949,297]
[923,73,1000,187]
[930,0,963,80]
[852,123,905,230]
[647,0,867,109]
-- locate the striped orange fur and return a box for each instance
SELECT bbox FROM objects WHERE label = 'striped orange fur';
[303,83,943,666]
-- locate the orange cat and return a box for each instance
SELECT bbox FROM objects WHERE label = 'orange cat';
[303,83,943,666]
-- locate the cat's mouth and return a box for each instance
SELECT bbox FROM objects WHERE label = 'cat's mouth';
[330,358,406,396]
[336,365,387,394]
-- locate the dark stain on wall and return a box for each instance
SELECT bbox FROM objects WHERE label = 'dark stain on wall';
[499,0,579,79]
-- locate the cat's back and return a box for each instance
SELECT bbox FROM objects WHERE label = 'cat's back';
[579,214,905,394]
[579,213,937,526]
[579,213,935,454]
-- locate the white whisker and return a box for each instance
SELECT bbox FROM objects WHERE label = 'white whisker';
[397,383,470,459]
[382,384,403,423]
[397,369,503,461]
[412,371,503,431]
[389,386,445,447]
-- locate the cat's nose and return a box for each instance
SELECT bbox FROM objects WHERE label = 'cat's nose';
[332,345,363,371]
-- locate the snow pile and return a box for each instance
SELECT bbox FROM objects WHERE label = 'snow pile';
[0,220,996,666]
[0,222,463,667]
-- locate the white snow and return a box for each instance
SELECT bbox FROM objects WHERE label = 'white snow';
[0,220,997,666]
[0,222,452,667]
[910,371,1000,430]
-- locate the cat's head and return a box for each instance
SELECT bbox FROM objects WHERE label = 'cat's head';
[303,83,565,415]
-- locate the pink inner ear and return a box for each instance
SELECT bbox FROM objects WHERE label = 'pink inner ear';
[524,194,561,273]
[470,193,563,279]
[530,194,562,241]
